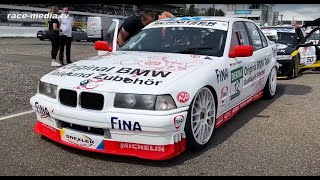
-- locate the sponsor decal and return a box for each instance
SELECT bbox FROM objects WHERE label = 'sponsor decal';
[60,129,105,150]
[276,55,292,60]
[251,77,265,93]
[204,56,212,60]
[58,65,172,78]
[230,67,243,103]
[216,91,263,127]
[115,68,171,78]
[50,71,94,78]
[77,79,104,90]
[191,55,200,58]
[174,115,184,129]
[120,56,204,72]
[243,59,266,86]
[220,86,228,107]
[35,102,51,118]
[91,22,96,27]
[215,68,228,83]
[62,64,115,72]
[231,67,243,83]
[120,143,165,152]
[177,91,190,103]
[111,117,142,131]
[93,74,162,86]
[299,46,317,66]
[153,20,217,27]
[65,133,94,147]
[230,61,242,67]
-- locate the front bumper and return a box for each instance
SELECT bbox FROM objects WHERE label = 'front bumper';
[277,59,294,77]
[30,95,188,160]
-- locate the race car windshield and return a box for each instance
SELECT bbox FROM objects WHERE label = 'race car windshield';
[118,27,227,57]
[274,32,295,47]
[262,28,296,47]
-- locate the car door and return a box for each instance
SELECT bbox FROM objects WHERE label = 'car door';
[297,28,318,66]
[226,21,253,109]
[97,19,120,55]
[243,21,271,98]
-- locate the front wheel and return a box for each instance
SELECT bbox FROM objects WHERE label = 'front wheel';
[288,55,300,79]
[263,67,277,99]
[185,87,216,150]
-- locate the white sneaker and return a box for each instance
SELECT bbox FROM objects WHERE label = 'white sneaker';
[51,61,62,67]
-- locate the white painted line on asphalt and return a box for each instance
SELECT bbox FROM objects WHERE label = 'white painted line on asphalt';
[0,110,34,121]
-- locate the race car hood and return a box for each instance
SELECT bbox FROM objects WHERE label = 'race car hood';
[276,43,295,55]
[41,51,218,94]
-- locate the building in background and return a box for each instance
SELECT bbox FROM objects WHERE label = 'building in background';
[279,10,315,26]
[225,4,278,26]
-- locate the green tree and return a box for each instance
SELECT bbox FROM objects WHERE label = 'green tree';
[216,9,225,16]
[188,4,199,16]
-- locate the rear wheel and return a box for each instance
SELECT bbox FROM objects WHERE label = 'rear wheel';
[264,67,277,99]
[185,87,216,150]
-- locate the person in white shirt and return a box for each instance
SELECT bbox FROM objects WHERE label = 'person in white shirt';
[59,7,74,65]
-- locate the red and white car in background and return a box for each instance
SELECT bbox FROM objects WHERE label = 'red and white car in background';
[30,17,278,160]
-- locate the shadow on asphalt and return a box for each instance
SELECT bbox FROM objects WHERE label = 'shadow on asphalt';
[40,83,312,167]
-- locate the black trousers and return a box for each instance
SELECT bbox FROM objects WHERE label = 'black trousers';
[51,39,59,60]
[59,35,72,63]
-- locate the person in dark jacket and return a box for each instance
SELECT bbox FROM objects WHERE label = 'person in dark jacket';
[48,6,62,67]
[117,9,156,47]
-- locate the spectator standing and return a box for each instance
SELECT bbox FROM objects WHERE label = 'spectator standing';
[48,6,62,67]
[59,7,74,65]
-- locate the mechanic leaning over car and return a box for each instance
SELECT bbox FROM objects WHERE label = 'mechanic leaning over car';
[117,9,175,48]
[48,6,62,67]
[59,7,74,65]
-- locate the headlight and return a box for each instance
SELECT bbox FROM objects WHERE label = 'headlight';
[38,81,58,99]
[155,95,176,111]
[114,94,176,111]
[114,93,156,110]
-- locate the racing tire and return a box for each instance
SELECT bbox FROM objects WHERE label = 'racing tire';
[288,55,300,79]
[39,38,44,41]
[263,67,277,99]
[185,87,216,150]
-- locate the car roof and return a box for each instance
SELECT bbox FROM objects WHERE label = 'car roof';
[261,26,297,29]
[158,16,254,23]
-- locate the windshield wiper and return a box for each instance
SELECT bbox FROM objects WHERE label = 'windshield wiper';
[172,47,213,54]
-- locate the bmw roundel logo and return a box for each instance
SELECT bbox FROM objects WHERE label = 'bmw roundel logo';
[80,80,89,85]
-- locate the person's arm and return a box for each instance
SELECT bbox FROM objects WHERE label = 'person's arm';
[52,19,61,31]
[117,27,129,47]
[160,11,175,19]
[53,22,61,31]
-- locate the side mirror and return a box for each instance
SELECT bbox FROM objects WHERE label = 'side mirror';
[95,41,112,52]
[229,45,254,58]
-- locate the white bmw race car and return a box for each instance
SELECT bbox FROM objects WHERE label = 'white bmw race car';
[30,17,278,160]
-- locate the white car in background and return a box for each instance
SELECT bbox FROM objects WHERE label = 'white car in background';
[30,17,278,160]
